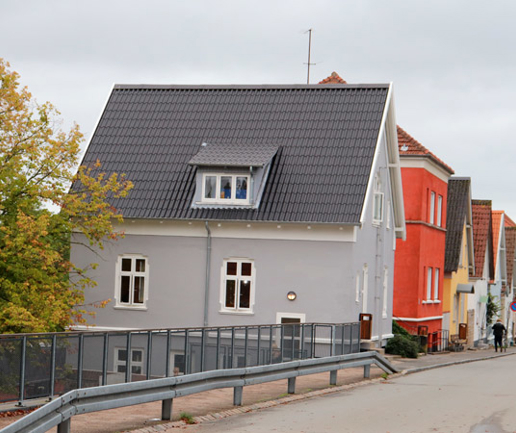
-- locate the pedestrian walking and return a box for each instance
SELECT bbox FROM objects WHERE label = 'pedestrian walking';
[492,319,506,352]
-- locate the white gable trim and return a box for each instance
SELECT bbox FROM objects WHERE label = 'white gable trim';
[360,83,406,240]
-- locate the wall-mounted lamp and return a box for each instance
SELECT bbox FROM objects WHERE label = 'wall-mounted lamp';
[287,291,297,301]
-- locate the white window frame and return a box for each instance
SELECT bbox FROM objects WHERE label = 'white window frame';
[115,254,149,309]
[372,174,384,225]
[220,258,256,314]
[169,350,187,376]
[426,267,433,300]
[201,173,250,205]
[355,271,360,303]
[362,264,369,314]
[429,191,435,224]
[437,195,443,227]
[114,348,144,375]
[382,267,389,318]
[434,268,440,300]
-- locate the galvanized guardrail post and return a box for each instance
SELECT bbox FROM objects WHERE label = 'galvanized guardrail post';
[49,335,57,399]
[102,333,109,385]
[17,335,27,407]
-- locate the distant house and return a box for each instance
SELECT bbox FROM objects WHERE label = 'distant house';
[504,215,516,342]
[442,178,475,345]
[491,211,508,337]
[470,200,494,345]
[393,127,454,335]
[71,78,406,349]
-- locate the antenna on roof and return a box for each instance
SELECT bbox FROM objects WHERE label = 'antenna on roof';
[304,28,316,84]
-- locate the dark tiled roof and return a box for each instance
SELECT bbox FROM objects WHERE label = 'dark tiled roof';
[445,178,471,273]
[188,142,278,167]
[471,200,494,279]
[397,126,454,174]
[81,84,390,223]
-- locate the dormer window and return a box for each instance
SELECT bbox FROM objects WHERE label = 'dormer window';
[189,142,278,209]
[203,173,250,204]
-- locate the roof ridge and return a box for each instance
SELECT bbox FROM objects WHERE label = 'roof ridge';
[318,72,348,84]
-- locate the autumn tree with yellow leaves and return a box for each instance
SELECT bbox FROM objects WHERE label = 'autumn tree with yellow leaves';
[0,59,132,333]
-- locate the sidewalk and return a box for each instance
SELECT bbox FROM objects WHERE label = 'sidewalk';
[1,346,514,433]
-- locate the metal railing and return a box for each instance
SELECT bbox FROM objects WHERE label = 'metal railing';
[427,329,449,353]
[0,322,360,405]
[1,351,397,433]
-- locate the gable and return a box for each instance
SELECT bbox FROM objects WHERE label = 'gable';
[445,178,474,274]
[81,84,392,224]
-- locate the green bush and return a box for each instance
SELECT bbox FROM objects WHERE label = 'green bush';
[385,335,419,358]
[392,321,412,337]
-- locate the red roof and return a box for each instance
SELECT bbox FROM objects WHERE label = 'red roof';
[318,72,347,84]
[471,200,494,279]
[397,126,454,174]
[505,214,516,227]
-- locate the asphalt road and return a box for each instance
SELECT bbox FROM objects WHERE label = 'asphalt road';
[184,356,516,433]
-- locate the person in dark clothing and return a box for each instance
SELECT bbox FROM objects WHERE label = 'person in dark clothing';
[492,319,506,352]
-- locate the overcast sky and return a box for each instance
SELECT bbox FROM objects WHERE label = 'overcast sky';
[3,0,515,218]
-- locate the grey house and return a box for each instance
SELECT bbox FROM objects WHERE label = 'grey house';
[72,83,406,348]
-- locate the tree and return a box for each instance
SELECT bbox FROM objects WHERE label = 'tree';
[0,58,132,333]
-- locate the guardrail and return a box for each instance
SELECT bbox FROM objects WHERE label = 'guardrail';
[1,351,397,433]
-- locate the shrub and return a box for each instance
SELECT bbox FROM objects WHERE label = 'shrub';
[385,334,419,358]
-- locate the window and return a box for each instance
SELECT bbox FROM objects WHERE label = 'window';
[373,174,384,225]
[426,267,433,300]
[434,268,440,300]
[382,267,389,318]
[221,259,255,312]
[116,255,148,308]
[429,191,435,224]
[362,264,369,314]
[437,195,443,227]
[114,348,144,375]
[169,352,186,376]
[202,173,249,204]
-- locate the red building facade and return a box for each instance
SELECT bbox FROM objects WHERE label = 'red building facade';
[393,127,454,334]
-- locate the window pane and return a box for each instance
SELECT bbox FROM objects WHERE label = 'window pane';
[220,176,232,199]
[427,268,432,300]
[239,280,251,309]
[434,268,440,299]
[118,350,127,361]
[132,365,142,374]
[241,262,252,276]
[236,177,248,200]
[121,276,131,303]
[205,176,216,199]
[225,280,236,308]
[134,277,145,304]
[132,350,143,362]
[117,365,126,373]
[135,259,145,272]
[122,258,132,272]
[174,354,185,374]
[227,262,237,275]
